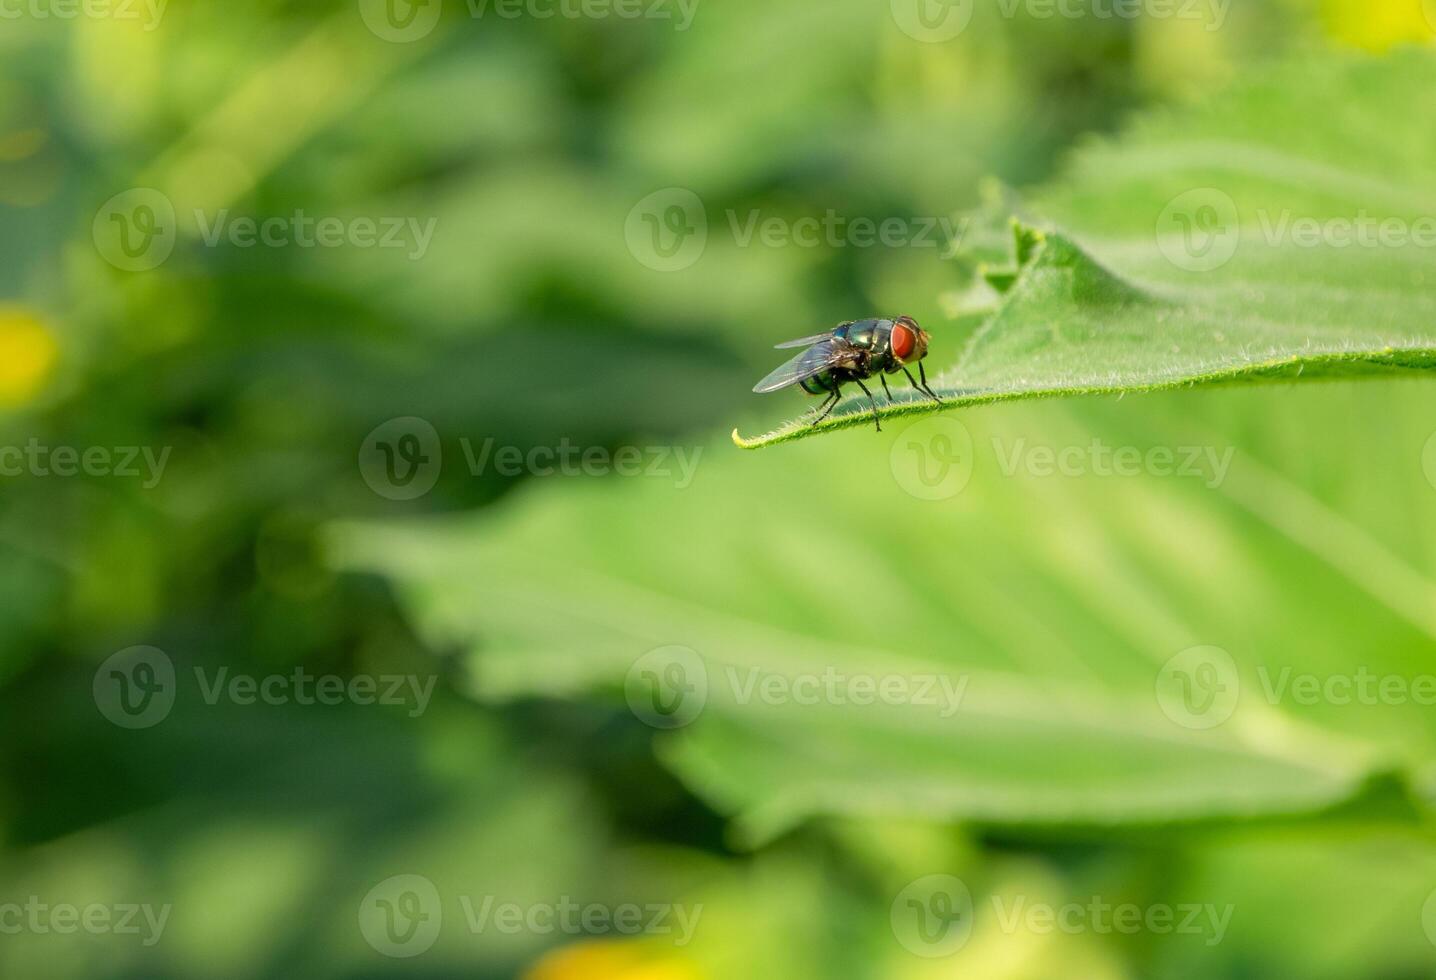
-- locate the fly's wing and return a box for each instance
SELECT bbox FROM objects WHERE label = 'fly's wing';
[752,339,861,393]
[773,332,836,349]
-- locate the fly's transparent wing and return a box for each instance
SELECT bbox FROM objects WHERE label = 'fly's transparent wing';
[752,340,858,393]
[774,332,835,349]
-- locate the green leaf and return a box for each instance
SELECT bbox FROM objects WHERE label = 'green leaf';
[333,373,1436,844]
[332,52,1436,846]
[733,51,1436,449]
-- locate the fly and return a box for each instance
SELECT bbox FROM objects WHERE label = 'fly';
[752,316,940,432]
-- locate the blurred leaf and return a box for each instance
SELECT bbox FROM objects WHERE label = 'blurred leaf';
[334,373,1436,844]
[735,51,1436,447]
[1152,828,1436,979]
[0,681,609,980]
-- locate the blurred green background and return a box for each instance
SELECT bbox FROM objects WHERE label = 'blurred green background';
[3,0,1436,977]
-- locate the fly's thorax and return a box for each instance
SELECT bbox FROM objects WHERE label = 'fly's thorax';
[836,318,892,356]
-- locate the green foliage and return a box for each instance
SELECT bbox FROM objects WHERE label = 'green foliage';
[338,378,1436,844]
[736,52,1436,447]
[7,3,1436,978]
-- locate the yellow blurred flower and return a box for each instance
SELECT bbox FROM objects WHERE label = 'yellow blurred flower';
[0,128,46,163]
[523,940,704,980]
[1320,0,1436,51]
[0,307,58,406]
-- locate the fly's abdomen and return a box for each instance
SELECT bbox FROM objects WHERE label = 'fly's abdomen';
[800,372,837,395]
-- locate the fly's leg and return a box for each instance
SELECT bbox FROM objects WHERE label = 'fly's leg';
[809,389,840,426]
[879,373,894,404]
[854,379,882,432]
[904,366,942,404]
[919,362,942,402]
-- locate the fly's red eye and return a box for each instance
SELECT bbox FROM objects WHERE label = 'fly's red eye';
[891,321,915,360]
